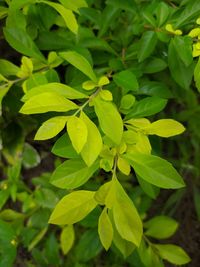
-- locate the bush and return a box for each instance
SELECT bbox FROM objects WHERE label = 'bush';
[0,0,200,266]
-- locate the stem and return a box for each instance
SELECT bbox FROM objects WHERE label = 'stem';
[73,87,102,116]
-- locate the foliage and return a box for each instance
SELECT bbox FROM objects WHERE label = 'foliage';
[0,0,200,266]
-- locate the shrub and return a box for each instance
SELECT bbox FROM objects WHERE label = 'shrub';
[0,0,199,266]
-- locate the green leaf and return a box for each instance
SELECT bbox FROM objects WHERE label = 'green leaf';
[35,116,68,140]
[22,83,87,102]
[0,220,17,267]
[154,244,191,265]
[75,229,102,262]
[22,143,41,169]
[94,97,123,145]
[58,0,88,13]
[60,225,75,255]
[3,27,45,62]
[113,178,143,247]
[194,57,200,92]
[137,175,160,200]
[156,2,170,26]
[168,39,194,90]
[80,112,102,166]
[125,97,167,119]
[98,208,113,250]
[59,51,97,82]
[145,216,179,239]
[113,70,139,93]
[39,1,78,34]
[173,36,193,66]
[50,159,99,189]
[174,0,200,27]
[9,0,36,11]
[49,190,97,225]
[20,92,78,114]
[120,94,135,110]
[0,59,20,77]
[145,119,185,137]
[67,116,88,154]
[124,153,185,189]
[142,58,167,74]
[51,133,79,158]
[138,31,157,62]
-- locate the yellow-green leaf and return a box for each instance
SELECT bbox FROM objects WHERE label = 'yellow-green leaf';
[98,76,110,86]
[117,157,130,176]
[99,90,113,101]
[113,178,143,246]
[35,116,68,140]
[60,225,75,255]
[94,97,123,145]
[22,83,87,102]
[20,92,78,114]
[80,112,102,166]
[49,190,97,225]
[98,208,113,250]
[82,80,96,90]
[67,116,88,153]
[154,244,191,265]
[145,119,185,137]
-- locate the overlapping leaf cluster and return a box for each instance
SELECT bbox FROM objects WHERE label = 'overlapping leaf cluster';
[0,0,199,266]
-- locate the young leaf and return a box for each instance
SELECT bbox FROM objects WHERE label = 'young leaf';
[58,0,88,13]
[49,190,97,225]
[39,1,78,34]
[3,27,45,62]
[35,116,69,140]
[67,116,88,153]
[113,178,143,247]
[98,208,113,250]
[80,112,102,166]
[117,157,131,176]
[22,82,87,102]
[154,244,191,265]
[59,51,97,82]
[145,119,185,137]
[50,159,99,189]
[20,92,78,114]
[124,153,185,189]
[145,216,179,239]
[60,225,75,255]
[94,97,123,145]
